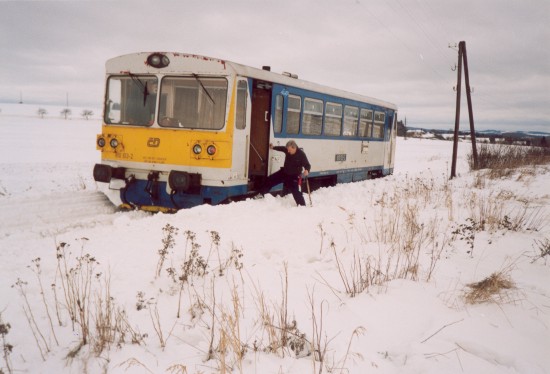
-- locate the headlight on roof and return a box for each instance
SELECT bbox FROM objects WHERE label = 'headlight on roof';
[147,53,170,68]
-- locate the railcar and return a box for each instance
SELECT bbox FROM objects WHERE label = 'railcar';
[93,52,397,212]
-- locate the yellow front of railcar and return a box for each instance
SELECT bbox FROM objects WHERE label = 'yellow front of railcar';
[93,52,244,211]
[96,126,232,169]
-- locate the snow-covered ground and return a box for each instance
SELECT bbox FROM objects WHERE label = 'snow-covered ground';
[1,103,549,374]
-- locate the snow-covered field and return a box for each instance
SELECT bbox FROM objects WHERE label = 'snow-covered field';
[1,103,549,374]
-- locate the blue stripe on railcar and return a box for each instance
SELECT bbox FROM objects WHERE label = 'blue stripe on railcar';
[270,83,395,141]
[119,165,390,210]
[121,180,248,209]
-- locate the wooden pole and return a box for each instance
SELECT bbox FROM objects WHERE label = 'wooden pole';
[462,43,478,170]
[450,41,464,179]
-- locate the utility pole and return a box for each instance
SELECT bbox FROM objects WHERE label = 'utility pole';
[450,44,463,179]
[462,44,478,170]
[450,41,478,179]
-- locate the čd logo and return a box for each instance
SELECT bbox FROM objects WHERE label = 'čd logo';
[147,137,160,147]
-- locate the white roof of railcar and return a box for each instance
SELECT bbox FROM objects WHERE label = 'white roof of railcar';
[106,52,397,111]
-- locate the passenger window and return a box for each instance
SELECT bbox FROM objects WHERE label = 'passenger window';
[236,80,247,130]
[359,109,373,137]
[274,94,283,133]
[343,106,358,136]
[373,111,385,138]
[302,98,323,135]
[324,102,342,136]
[286,95,301,134]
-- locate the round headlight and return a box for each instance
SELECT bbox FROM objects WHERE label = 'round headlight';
[97,137,106,147]
[110,138,119,148]
[150,55,161,66]
[147,53,170,68]
[207,145,217,155]
[192,144,202,154]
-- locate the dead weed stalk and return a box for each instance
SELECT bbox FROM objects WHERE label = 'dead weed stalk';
[0,311,14,374]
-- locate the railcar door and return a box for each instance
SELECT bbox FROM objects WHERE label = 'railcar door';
[388,114,397,170]
[384,111,396,172]
[248,81,272,184]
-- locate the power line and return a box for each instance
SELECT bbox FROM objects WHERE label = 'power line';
[363,1,452,82]
[395,0,456,67]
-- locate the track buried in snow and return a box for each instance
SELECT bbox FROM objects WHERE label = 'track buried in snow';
[0,191,118,237]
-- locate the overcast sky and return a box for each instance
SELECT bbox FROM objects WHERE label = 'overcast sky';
[1,0,548,132]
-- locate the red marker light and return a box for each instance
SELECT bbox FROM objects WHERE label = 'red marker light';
[207,145,216,155]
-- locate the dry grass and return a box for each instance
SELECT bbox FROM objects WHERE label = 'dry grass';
[464,271,516,305]
[0,312,14,374]
[470,143,550,175]
[461,188,547,235]
[325,173,451,298]
[531,238,550,264]
[251,263,310,359]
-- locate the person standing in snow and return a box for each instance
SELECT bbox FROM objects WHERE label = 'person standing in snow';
[259,140,311,206]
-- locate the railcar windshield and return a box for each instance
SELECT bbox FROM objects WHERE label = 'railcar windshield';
[158,76,228,129]
[104,75,158,126]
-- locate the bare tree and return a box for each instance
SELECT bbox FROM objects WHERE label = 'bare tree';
[37,108,47,119]
[81,110,94,120]
[60,108,72,120]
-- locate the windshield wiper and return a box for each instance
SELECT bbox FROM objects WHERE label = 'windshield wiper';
[192,74,215,104]
[128,73,150,106]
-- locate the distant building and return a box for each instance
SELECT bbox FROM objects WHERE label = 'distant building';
[406,129,425,138]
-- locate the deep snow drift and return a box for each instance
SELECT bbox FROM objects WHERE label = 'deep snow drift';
[0,103,549,374]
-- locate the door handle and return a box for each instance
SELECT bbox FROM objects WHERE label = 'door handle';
[264,111,269,122]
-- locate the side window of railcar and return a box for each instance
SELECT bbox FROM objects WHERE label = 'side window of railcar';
[105,76,158,126]
[286,95,301,134]
[324,102,342,136]
[343,106,359,136]
[273,94,283,133]
[159,77,228,130]
[373,111,385,139]
[236,80,247,130]
[302,98,323,135]
[359,109,373,137]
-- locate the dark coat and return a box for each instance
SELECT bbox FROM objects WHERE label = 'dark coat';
[273,146,311,176]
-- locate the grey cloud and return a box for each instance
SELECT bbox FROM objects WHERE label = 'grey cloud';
[0,0,548,132]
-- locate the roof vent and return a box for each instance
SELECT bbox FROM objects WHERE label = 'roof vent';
[262,66,271,71]
[282,71,298,79]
